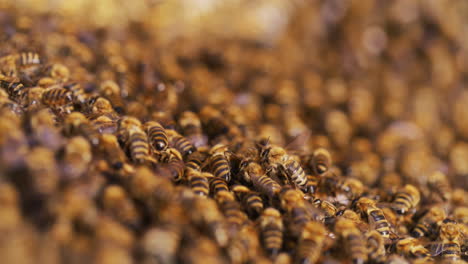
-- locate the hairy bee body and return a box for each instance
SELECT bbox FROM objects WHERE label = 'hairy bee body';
[185,151,205,171]
[392,184,420,215]
[437,220,462,261]
[232,185,264,217]
[144,121,168,151]
[280,158,307,189]
[126,126,150,164]
[259,208,283,257]
[0,79,26,99]
[216,191,249,232]
[209,177,230,197]
[305,174,320,196]
[242,161,281,198]
[209,152,231,182]
[296,221,327,264]
[366,231,386,263]
[411,206,446,238]
[42,87,72,107]
[167,129,196,156]
[335,218,367,264]
[311,148,332,176]
[357,197,392,240]
[186,169,210,196]
[396,237,433,262]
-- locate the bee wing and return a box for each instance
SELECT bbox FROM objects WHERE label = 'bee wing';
[427,241,444,257]
[284,130,311,154]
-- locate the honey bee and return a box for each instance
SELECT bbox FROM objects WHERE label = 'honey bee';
[144,121,168,152]
[98,134,127,170]
[433,219,463,261]
[129,167,174,210]
[215,191,249,233]
[101,184,141,230]
[178,110,208,148]
[296,221,327,264]
[209,176,229,197]
[185,151,207,171]
[391,184,421,215]
[227,225,260,264]
[321,169,364,200]
[157,150,184,182]
[167,129,196,157]
[47,63,70,83]
[63,112,100,146]
[64,82,87,108]
[279,158,308,190]
[313,199,338,218]
[89,97,117,118]
[200,105,230,138]
[412,206,447,238]
[396,237,433,262]
[259,207,283,257]
[208,143,231,182]
[41,86,73,108]
[311,148,332,176]
[0,78,26,99]
[180,235,226,264]
[427,171,452,202]
[17,52,41,85]
[151,111,176,130]
[120,121,150,164]
[366,230,387,263]
[62,136,92,180]
[305,174,320,196]
[92,115,117,134]
[186,168,210,196]
[240,160,281,198]
[140,227,182,263]
[231,184,264,217]
[98,80,125,113]
[334,218,368,264]
[356,197,393,240]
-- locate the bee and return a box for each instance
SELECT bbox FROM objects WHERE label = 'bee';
[258,207,283,258]
[433,219,463,261]
[186,168,210,196]
[144,121,168,151]
[166,129,196,157]
[19,86,44,109]
[98,80,125,114]
[101,185,141,230]
[334,218,368,264]
[119,120,150,164]
[151,111,176,130]
[366,231,386,263]
[215,191,249,233]
[129,167,174,210]
[428,171,452,202]
[209,176,230,197]
[231,184,264,217]
[227,225,260,264]
[453,207,468,225]
[157,150,184,182]
[396,237,433,262]
[62,136,92,180]
[296,221,327,264]
[321,169,364,200]
[92,115,117,134]
[98,134,127,170]
[17,52,42,84]
[0,79,26,99]
[200,105,230,137]
[178,110,208,148]
[24,147,59,196]
[29,108,63,150]
[313,199,338,218]
[140,227,182,263]
[89,97,117,118]
[185,151,207,171]
[208,144,231,182]
[47,63,70,83]
[63,112,100,146]
[391,184,421,215]
[356,197,393,240]
[41,86,73,108]
[279,158,308,190]
[240,160,281,198]
[411,206,447,238]
[311,148,332,176]
[64,82,88,108]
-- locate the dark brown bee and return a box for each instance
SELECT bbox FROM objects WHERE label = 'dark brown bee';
[42,86,73,108]
[208,144,231,182]
[209,176,229,197]
[259,207,283,258]
[334,218,368,264]
[144,121,168,151]
[166,129,196,157]
[305,174,320,196]
[64,82,88,109]
[391,184,420,215]
[231,184,264,217]
[186,168,210,196]
[158,154,185,182]
[311,148,332,176]
[0,79,26,99]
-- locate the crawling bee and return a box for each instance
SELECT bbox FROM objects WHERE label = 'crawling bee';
[63,112,100,146]
[101,184,141,230]
[296,221,327,264]
[428,171,452,202]
[118,116,151,164]
[412,206,447,238]
[209,176,229,197]
[215,191,249,234]
[231,184,264,217]
[186,168,210,196]
[0,78,26,100]
[208,143,231,182]
[98,80,125,114]
[240,160,281,198]
[334,218,368,264]
[391,184,421,215]
[42,86,73,109]
[433,219,463,261]
[356,197,393,241]
[313,199,338,218]
[310,148,332,176]
[258,207,283,258]
[396,237,433,262]
[167,129,196,157]
[144,121,168,151]
[178,110,208,148]
[98,134,127,170]
[366,231,386,263]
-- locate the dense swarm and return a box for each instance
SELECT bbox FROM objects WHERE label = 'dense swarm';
[0,1,467,264]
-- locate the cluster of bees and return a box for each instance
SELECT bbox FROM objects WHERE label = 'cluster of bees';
[0,1,468,264]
